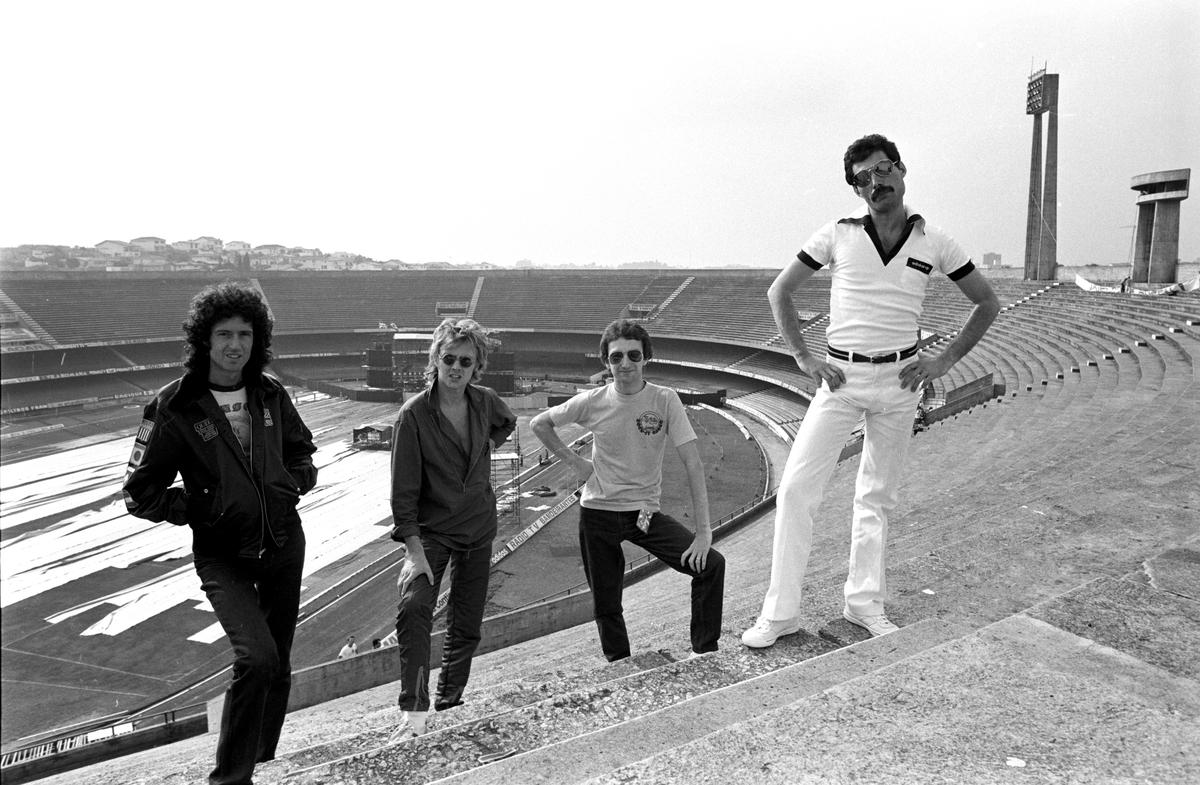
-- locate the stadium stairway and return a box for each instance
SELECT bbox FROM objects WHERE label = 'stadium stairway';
[35,343,1199,783]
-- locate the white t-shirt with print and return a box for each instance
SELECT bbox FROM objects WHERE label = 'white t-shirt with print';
[546,381,697,512]
[210,386,251,455]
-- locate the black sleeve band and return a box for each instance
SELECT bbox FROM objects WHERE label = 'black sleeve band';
[798,250,824,271]
[947,260,976,281]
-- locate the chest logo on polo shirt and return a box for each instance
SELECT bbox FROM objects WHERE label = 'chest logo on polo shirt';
[906,257,933,275]
[194,418,219,442]
[264,408,274,427]
[636,411,664,435]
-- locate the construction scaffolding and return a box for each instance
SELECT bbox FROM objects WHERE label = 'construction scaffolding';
[490,426,523,539]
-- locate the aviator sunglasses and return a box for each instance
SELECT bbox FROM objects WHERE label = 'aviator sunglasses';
[440,353,475,368]
[606,350,643,364]
[850,159,899,188]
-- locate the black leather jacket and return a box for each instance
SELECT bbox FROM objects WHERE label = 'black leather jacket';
[123,372,318,559]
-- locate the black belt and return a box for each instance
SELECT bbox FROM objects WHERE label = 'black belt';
[827,344,918,364]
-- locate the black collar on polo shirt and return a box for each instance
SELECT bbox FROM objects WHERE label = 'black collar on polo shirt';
[838,212,925,266]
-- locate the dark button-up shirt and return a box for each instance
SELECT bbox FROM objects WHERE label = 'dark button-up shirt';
[389,381,517,550]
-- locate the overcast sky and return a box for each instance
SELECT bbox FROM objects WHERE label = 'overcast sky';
[2,0,1196,269]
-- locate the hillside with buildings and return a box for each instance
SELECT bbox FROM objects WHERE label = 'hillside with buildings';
[0,237,401,273]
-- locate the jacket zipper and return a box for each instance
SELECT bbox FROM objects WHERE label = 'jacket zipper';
[251,424,271,558]
[233,403,272,559]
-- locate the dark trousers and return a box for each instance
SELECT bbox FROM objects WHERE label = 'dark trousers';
[395,538,491,712]
[194,530,305,785]
[578,507,725,661]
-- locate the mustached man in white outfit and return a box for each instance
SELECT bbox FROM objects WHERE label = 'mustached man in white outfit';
[742,134,1000,647]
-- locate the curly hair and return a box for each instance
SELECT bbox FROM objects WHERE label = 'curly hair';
[423,318,492,384]
[843,133,902,186]
[599,319,653,364]
[182,281,273,382]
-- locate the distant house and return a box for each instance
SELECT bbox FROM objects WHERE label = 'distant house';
[254,244,286,256]
[288,247,321,259]
[96,240,129,256]
[130,236,167,253]
[193,236,223,252]
[172,240,200,252]
[225,241,251,252]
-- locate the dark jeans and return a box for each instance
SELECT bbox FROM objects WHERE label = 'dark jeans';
[395,538,491,712]
[194,530,305,785]
[578,507,725,661]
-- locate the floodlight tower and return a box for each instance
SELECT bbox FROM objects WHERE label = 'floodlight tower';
[1024,67,1060,280]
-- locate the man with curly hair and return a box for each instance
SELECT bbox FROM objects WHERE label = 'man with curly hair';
[123,281,318,785]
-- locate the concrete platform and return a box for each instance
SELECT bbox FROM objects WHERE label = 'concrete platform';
[432,619,969,785]
[584,614,1200,785]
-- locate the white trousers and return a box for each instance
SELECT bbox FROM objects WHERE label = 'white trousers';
[760,358,920,621]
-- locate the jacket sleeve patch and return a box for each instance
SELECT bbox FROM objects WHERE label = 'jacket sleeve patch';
[126,419,154,479]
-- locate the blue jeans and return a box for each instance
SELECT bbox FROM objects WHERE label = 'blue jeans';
[395,538,491,712]
[578,507,725,661]
[194,530,305,785]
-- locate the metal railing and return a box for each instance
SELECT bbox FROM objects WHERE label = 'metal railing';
[0,704,207,770]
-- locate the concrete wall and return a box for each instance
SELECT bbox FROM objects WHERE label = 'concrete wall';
[1,717,206,785]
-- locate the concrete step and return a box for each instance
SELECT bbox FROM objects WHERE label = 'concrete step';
[281,625,846,784]
[580,575,1200,784]
[422,619,969,784]
[1024,572,1200,682]
[257,650,677,779]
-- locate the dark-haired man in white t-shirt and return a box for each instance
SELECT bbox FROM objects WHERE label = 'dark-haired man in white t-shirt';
[531,319,725,660]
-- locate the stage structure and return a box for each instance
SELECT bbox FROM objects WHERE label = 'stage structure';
[1130,169,1190,284]
[491,427,522,534]
[1024,66,1060,281]
[363,339,395,389]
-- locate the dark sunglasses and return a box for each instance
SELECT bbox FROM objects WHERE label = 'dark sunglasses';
[440,354,475,368]
[607,350,643,364]
[850,159,898,188]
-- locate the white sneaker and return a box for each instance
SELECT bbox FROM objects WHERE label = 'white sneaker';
[843,609,899,636]
[387,710,428,744]
[740,617,801,648]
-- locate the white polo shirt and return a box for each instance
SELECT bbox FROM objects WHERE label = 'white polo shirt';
[798,205,975,354]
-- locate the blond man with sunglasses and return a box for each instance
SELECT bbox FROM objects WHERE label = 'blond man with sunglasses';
[388,318,517,739]
[531,319,725,661]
